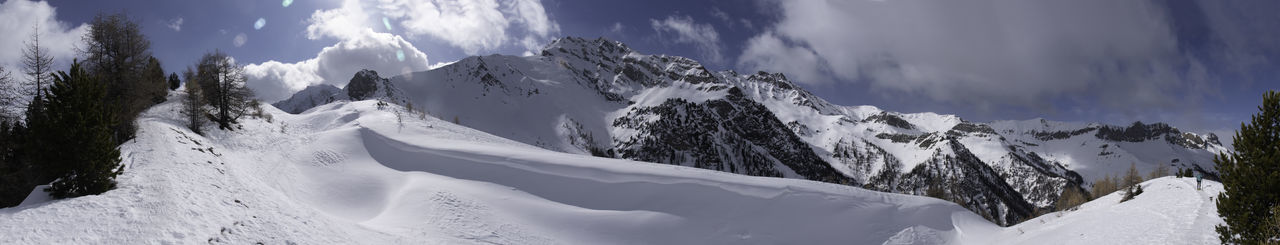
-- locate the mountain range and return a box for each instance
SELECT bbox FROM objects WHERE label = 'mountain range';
[275,36,1230,225]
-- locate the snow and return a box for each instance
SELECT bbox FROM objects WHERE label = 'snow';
[991,177,1225,245]
[1,92,1006,244]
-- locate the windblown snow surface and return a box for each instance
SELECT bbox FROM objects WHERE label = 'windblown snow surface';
[0,93,1225,244]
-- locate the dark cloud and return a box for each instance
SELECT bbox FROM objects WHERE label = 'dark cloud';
[738,0,1277,115]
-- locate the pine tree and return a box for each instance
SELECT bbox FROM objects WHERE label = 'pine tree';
[26,60,122,198]
[141,56,168,104]
[1216,90,1280,244]
[168,73,181,91]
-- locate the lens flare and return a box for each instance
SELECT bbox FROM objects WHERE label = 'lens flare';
[233,33,247,47]
[383,17,393,31]
[396,50,405,62]
[282,0,293,7]
[254,18,266,30]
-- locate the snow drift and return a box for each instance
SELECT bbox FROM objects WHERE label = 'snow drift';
[1,93,999,244]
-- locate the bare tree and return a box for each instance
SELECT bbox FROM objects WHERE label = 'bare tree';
[193,50,254,130]
[0,66,16,122]
[180,66,204,135]
[22,25,54,98]
[79,13,153,143]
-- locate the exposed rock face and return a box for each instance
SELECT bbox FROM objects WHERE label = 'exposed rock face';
[612,87,854,184]
[346,69,382,101]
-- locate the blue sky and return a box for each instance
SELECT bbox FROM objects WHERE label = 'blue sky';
[1,0,1278,144]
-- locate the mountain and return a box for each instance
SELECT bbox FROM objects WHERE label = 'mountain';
[272,84,341,114]
[276,36,1230,225]
[273,69,408,114]
[0,94,1226,244]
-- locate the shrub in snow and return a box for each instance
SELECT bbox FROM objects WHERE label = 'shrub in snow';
[1120,184,1143,203]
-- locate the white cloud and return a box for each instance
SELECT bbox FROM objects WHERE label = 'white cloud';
[740,0,1212,111]
[167,17,184,31]
[0,0,89,77]
[738,32,825,84]
[710,7,731,25]
[650,15,723,64]
[306,0,370,41]
[245,29,430,102]
[609,22,624,34]
[309,0,559,55]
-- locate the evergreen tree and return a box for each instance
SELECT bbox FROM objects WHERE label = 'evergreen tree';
[1216,90,1280,244]
[25,60,122,199]
[168,73,181,91]
[0,118,33,207]
[142,56,168,104]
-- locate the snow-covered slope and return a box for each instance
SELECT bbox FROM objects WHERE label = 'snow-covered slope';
[0,92,1226,244]
[276,36,1230,226]
[992,177,1225,244]
[0,93,994,244]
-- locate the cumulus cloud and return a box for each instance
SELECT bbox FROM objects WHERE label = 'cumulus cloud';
[651,15,723,64]
[738,32,824,85]
[738,0,1242,112]
[309,0,559,55]
[0,0,89,76]
[255,0,558,102]
[167,17,184,31]
[244,29,430,102]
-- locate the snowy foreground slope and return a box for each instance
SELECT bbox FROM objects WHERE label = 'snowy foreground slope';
[1000,177,1225,245]
[0,94,1224,244]
[0,95,979,244]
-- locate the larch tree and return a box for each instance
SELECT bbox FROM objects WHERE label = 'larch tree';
[79,13,154,143]
[193,50,254,130]
[22,25,54,99]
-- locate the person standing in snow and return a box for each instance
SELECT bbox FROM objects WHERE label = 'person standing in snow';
[1194,170,1203,190]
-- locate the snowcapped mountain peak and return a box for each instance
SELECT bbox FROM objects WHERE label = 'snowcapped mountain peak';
[540,36,635,61]
[270,37,1231,227]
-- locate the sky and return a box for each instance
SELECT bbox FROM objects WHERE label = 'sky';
[0,0,1277,145]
